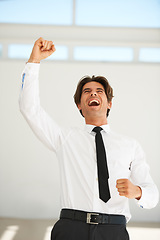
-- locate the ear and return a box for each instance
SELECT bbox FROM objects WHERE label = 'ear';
[77,103,82,110]
[107,101,112,109]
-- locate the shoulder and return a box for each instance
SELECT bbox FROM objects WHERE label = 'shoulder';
[109,130,139,149]
[61,125,87,137]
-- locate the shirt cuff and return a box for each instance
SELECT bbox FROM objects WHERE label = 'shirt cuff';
[25,62,40,73]
[135,186,145,208]
[135,186,155,209]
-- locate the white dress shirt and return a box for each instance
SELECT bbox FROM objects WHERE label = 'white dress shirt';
[19,63,159,222]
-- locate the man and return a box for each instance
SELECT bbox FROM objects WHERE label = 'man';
[19,38,159,240]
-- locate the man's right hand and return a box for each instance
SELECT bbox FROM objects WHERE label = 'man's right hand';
[28,37,56,63]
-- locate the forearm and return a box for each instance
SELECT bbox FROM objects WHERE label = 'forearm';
[19,63,63,152]
[19,63,40,114]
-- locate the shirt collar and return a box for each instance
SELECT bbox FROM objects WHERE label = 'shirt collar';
[84,124,110,134]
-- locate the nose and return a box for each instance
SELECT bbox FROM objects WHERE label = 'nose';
[91,91,97,96]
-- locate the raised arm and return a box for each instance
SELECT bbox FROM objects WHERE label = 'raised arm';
[19,38,66,152]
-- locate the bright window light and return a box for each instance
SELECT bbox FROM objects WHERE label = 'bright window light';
[75,0,160,28]
[47,46,68,60]
[0,226,19,240]
[74,46,133,62]
[8,44,33,59]
[43,226,53,240]
[128,227,160,240]
[8,44,68,60]
[0,0,73,25]
[139,48,160,62]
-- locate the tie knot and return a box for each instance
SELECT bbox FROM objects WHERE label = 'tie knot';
[92,126,103,134]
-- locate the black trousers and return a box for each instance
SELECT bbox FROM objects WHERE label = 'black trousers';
[51,218,130,240]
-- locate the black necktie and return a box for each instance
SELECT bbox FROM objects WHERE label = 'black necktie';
[92,127,111,203]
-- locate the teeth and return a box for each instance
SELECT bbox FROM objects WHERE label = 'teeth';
[89,100,100,106]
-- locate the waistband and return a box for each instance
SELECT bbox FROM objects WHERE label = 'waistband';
[60,209,126,225]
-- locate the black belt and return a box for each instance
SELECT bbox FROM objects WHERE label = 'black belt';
[60,209,126,225]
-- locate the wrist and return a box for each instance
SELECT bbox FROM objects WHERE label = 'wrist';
[135,186,142,200]
[28,58,40,63]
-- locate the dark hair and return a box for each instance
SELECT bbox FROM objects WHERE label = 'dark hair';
[74,75,114,117]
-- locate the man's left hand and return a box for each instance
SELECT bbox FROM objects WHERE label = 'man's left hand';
[116,179,142,200]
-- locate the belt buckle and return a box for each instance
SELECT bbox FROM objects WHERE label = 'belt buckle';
[87,213,99,224]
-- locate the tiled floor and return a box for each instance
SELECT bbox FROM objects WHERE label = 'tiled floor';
[0,218,160,240]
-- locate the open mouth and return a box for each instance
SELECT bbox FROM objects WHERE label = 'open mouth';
[88,99,100,106]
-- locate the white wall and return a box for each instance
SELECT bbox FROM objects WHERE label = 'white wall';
[0,23,160,222]
[0,59,160,222]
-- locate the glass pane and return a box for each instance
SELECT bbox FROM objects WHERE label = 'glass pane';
[8,44,33,59]
[0,0,73,25]
[8,44,68,60]
[139,48,160,62]
[74,46,133,62]
[76,0,160,28]
[46,46,68,60]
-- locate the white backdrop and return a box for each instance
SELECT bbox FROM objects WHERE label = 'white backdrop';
[0,59,159,222]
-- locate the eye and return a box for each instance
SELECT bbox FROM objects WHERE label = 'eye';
[83,90,90,93]
[97,90,103,93]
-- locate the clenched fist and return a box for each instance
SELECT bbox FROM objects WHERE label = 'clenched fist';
[116,179,142,200]
[28,37,56,63]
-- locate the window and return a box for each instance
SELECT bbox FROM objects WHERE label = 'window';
[46,46,68,60]
[139,48,160,62]
[8,44,68,60]
[75,0,160,28]
[74,46,133,62]
[0,0,160,28]
[8,44,33,59]
[0,0,73,25]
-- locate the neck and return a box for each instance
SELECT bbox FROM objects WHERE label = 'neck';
[85,116,108,126]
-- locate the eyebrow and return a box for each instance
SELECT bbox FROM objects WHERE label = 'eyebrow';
[82,87,105,92]
[97,88,105,91]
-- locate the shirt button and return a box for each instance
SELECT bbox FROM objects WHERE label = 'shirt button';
[96,178,98,181]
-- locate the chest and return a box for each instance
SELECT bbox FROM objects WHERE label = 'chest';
[59,131,133,177]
